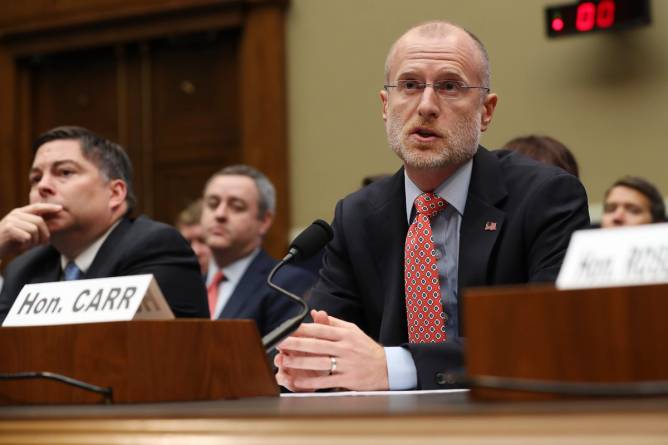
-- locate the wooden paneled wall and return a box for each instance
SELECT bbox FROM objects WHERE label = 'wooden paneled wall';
[0,0,290,258]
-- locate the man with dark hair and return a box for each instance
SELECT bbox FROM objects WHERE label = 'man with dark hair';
[0,126,209,322]
[201,164,316,336]
[601,176,665,228]
[275,21,589,391]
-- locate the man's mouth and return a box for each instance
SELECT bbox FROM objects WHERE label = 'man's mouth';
[410,127,441,141]
[208,228,227,237]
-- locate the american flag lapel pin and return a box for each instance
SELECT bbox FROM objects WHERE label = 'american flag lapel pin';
[484,221,497,231]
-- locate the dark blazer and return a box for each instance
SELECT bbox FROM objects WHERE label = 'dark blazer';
[217,249,317,337]
[308,147,590,389]
[0,216,209,322]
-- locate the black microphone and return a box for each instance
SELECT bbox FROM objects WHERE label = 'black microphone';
[262,220,333,351]
[284,218,333,262]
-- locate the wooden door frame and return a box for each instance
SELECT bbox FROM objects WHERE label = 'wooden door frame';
[0,0,290,257]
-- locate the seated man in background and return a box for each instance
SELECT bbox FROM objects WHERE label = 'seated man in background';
[601,176,665,228]
[275,20,589,392]
[201,164,317,336]
[503,134,579,177]
[175,199,211,275]
[0,126,209,322]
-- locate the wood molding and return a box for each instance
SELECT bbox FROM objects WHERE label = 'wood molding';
[0,0,287,39]
[1,7,244,57]
[0,50,18,213]
[240,5,289,253]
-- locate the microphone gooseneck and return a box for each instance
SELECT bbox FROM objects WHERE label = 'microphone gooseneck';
[262,220,333,351]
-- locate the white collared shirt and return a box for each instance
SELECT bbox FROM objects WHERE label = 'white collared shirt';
[59,220,122,277]
[206,248,260,319]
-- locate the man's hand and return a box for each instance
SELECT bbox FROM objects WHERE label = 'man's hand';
[0,203,62,258]
[273,310,330,393]
[275,309,389,392]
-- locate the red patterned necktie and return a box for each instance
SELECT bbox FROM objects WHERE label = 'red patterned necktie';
[404,192,447,343]
[207,270,225,320]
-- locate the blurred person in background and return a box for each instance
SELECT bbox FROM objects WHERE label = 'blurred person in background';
[201,164,317,335]
[601,176,665,228]
[503,134,579,177]
[175,198,211,275]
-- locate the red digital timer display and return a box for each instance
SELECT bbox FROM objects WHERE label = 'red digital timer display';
[546,0,651,38]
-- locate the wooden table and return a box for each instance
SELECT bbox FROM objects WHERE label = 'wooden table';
[2,391,668,444]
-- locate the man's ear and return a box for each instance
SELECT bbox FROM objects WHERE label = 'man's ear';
[108,179,128,211]
[258,211,274,237]
[480,93,498,132]
[380,89,389,122]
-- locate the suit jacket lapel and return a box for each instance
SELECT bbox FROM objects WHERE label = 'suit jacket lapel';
[86,217,131,278]
[220,250,272,319]
[364,169,409,344]
[459,147,507,291]
[34,247,62,283]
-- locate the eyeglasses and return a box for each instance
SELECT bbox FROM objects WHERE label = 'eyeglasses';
[384,80,490,100]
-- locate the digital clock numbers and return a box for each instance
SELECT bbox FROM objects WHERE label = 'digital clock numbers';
[546,0,651,38]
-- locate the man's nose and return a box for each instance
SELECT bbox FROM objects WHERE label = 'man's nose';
[213,202,228,219]
[612,208,626,225]
[416,86,441,119]
[36,174,55,196]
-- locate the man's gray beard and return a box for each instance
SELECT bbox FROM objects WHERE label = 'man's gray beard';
[388,113,481,169]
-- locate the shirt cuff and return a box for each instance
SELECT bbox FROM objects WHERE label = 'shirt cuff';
[385,346,418,390]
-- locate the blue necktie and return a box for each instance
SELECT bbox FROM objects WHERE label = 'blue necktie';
[63,261,82,281]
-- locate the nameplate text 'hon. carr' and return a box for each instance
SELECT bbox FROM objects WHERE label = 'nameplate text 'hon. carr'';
[2,274,174,327]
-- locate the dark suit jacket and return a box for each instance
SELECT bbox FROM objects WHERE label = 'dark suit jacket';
[217,249,317,337]
[308,147,590,389]
[0,216,209,322]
